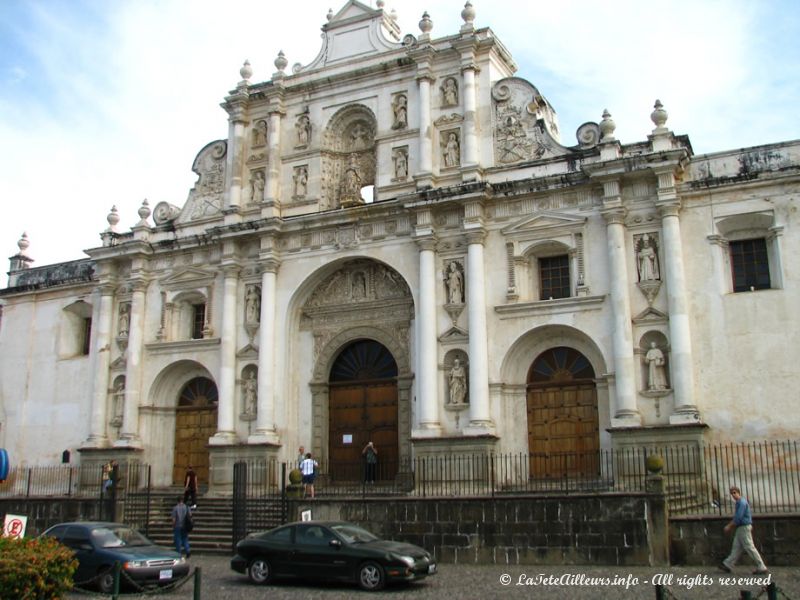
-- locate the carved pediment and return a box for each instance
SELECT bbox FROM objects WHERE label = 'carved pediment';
[237,343,259,360]
[305,259,411,310]
[177,140,227,223]
[502,211,586,239]
[439,326,468,344]
[633,306,668,325]
[161,267,216,290]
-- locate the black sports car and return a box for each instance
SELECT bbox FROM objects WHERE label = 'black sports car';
[231,521,437,591]
[41,522,189,593]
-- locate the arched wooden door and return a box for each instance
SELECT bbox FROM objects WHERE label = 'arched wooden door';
[526,347,599,478]
[328,340,398,481]
[173,377,218,485]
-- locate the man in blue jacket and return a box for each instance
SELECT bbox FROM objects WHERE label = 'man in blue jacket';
[719,485,768,574]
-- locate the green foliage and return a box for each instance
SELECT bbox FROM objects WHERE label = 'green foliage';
[0,536,78,600]
[288,468,303,484]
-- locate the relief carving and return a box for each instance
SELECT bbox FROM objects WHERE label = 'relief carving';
[185,140,227,220]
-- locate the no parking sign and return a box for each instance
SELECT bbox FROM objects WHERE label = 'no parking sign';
[3,514,27,539]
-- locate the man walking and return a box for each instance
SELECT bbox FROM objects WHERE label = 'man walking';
[719,485,768,574]
[171,496,191,558]
[300,452,318,499]
[183,465,198,509]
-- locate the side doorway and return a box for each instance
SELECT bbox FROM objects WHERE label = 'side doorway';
[328,340,398,482]
[526,346,599,478]
[173,377,218,486]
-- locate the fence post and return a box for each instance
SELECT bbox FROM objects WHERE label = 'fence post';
[112,561,121,600]
[144,465,152,537]
[232,462,248,552]
[766,582,777,600]
[26,467,32,498]
[193,566,202,600]
[739,591,752,600]
[654,584,665,600]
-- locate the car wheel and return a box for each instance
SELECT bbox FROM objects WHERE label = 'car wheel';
[97,568,115,594]
[247,556,272,585]
[358,561,386,591]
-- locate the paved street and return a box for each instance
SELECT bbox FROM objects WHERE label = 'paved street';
[66,554,800,599]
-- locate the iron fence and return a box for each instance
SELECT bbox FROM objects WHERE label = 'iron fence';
[3,441,798,517]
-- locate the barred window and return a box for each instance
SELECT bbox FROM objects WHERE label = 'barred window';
[730,238,770,292]
[192,304,206,339]
[539,254,571,300]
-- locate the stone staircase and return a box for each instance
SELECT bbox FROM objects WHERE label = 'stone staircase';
[126,491,284,555]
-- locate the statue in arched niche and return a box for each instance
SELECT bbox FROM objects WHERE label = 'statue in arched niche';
[645,342,668,391]
[242,371,257,416]
[637,234,660,281]
[296,114,312,146]
[449,358,467,404]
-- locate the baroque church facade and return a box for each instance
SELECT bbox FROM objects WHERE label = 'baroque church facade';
[1,1,798,491]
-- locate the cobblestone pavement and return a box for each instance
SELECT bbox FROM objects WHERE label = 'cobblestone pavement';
[67,555,800,600]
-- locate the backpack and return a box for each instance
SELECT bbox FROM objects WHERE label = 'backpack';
[184,511,194,533]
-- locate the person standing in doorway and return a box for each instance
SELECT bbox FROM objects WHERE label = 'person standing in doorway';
[183,465,198,509]
[300,452,318,499]
[362,441,378,484]
[719,485,768,574]
[171,496,191,558]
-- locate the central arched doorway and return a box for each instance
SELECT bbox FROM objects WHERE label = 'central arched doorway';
[527,346,599,478]
[328,339,398,481]
[173,377,218,485]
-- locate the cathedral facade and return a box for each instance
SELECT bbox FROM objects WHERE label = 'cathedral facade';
[1,1,798,491]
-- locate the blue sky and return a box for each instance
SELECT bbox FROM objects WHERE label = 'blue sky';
[1,0,798,278]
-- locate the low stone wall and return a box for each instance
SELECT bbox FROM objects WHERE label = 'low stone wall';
[0,498,111,536]
[670,514,800,566]
[289,493,666,566]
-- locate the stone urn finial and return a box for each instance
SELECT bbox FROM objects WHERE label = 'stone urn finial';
[376,0,385,8]
[327,8,334,21]
[419,11,433,35]
[645,454,665,474]
[599,109,616,141]
[17,232,30,254]
[107,205,120,231]
[137,199,151,225]
[651,99,668,130]
[274,50,288,73]
[239,59,253,82]
[461,2,476,25]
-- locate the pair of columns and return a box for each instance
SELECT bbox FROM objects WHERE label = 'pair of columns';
[415,232,494,436]
[603,192,699,426]
[84,263,281,449]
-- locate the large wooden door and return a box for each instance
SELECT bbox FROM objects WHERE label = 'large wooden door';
[328,340,398,481]
[526,347,599,478]
[173,377,218,485]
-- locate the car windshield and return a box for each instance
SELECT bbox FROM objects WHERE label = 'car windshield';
[330,524,379,544]
[91,526,152,548]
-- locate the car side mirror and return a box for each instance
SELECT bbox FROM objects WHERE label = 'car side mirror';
[329,539,342,548]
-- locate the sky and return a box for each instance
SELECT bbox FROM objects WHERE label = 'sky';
[1,0,798,283]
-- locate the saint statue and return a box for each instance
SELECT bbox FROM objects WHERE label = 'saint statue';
[294,166,308,197]
[645,342,668,391]
[442,78,458,106]
[252,120,267,147]
[245,286,261,323]
[394,149,408,179]
[250,170,265,203]
[392,94,408,129]
[449,358,467,404]
[296,115,311,146]
[444,133,460,167]
[118,304,130,337]
[637,235,660,281]
[445,261,464,304]
[242,372,257,416]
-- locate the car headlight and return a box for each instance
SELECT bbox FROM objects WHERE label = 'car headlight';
[176,557,186,565]
[124,560,147,569]
[396,555,415,567]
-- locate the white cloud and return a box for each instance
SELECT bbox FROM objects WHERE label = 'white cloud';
[0,0,798,282]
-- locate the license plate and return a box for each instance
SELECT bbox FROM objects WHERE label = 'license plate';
[428,564,437,574]
[159,569,173,580]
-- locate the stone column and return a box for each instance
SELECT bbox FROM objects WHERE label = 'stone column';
[223,76,249,210]
[602,207,640,426]
[251,258,280,444]
[416,75,433,178]
[659,201,699,423]
[264,107,283,209]
[461,65,479,172]
[414,237,441,435]
[211,265,240,444]
[465,231,494,433]
[118,280,147,447]
[84,283,115,447]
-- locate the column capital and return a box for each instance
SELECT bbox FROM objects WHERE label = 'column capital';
[260,257,281,274]
[415,236,437,252]
[221,263,242,277]
[129,278,150,294]
[601,208,627,226]
[95,282,117,296]
[465,229,487,245]
[657,202,681,219]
